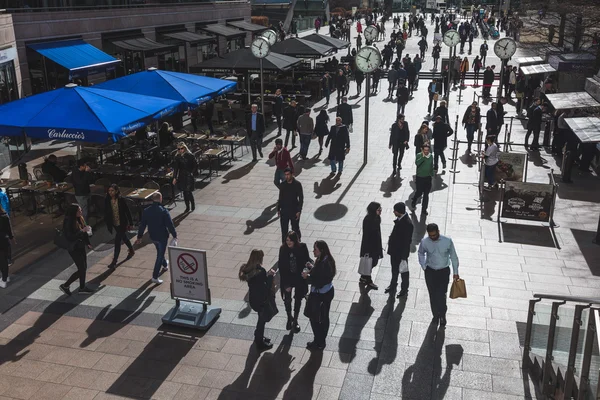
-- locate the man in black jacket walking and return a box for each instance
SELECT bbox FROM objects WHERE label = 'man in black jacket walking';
[273,89,284,136]
[278,168,304,243]
[336,97,353,128]
[386,202,414,297]
[246,104,265,162]
[336,69,347,105]
[432,115,454,171]
[283,100,299,149]
[389,114,410,176]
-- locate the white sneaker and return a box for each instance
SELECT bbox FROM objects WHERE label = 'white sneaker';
[0,280,6,289]
[151,278,163,285]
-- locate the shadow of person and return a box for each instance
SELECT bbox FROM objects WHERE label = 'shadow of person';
[218,343,261,399]
[432,171,448,192]
[460,151,477,168]
[402,322,450,399]
[410,211,428,252]
[245,203,279,235]
[433,340,464,398]
[527,150,551,169]
[380,176,403,198]
[221,162,257,184]
[338,291,374,364]
[368,294,408,375]
[245,334,294,398]
[80,281,156,348]
[294,155,320,178]
[282,349,324,400]
[313,174,342,199]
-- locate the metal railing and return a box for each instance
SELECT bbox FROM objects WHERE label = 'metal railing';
[523,293,600,399]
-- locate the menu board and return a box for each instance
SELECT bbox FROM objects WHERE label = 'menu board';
[501,181,554,222]
[495,152,526,182]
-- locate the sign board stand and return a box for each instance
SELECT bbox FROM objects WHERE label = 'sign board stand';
[161,246,221,330]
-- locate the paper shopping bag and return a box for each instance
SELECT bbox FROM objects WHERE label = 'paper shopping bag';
[357,255,373,276]
[449,278,467,299]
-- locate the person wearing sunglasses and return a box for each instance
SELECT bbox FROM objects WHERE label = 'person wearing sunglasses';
[173,142,197,213]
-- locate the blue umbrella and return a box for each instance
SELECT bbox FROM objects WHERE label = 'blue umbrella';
[96,68,237,107]
[0,84,181,143]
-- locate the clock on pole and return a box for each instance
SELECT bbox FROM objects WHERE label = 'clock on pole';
[251,36,270,114]
[493,37,517,60]
[442,29,460,47]
[355,45,382,164]
[261,29,277,46]
[364,25,378,42]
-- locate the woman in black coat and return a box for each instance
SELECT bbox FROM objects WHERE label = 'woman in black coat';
[0,206,13,289]
[59,204,93,296]
[359,202,382,290]
[239,249,275,351]
[279,231,311,333]
[302,240,336,350]
[325,117,351,174]
[104,184,134,269]
[314,110,330,155]
[172,142,198,213]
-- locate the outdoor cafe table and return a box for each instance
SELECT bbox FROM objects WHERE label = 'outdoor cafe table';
[121,187,159,221]
[208,135,246,160]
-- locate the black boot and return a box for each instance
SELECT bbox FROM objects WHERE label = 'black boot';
[292,311,301,333]
[190,196,195,212]
[286,312,293,330]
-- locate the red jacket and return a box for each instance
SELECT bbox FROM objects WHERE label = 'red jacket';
[269,148,294,171]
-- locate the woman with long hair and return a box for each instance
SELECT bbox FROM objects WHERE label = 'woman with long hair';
[104,184,134,269]
[314,110,330,155]
[239,249,275,351]
[173,142,198,213]
[0,205,13,289]
[59,204,93,296]
[279,231,311,333]
[414,124,431,156]
[303,240,336,350]
[359,202,382,290]
[459,57,470,86]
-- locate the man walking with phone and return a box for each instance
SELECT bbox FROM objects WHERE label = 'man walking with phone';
[277,168,304,243]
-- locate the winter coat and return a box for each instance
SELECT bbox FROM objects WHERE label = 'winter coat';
[173,152,197,192]
[325,124,351,161]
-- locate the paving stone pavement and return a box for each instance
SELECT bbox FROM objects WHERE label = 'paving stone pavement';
[1,16,600,400]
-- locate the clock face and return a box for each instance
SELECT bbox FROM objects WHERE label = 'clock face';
[261,29,277,46]
[494,38,517,59]
[251,37,270,59]
[364,25,378,42]
[355,46,382,73]
[443,29,460,47]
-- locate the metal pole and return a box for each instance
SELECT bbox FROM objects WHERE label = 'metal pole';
[247,72,251,106]
[260,58,265,114]
[497,58,505,100]
[364,73,370,165]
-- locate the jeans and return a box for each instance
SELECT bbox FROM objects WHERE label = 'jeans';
[466,125,476,149]
[285,130,296,148]
[425,266,450,318]
[433,58,439,69]
[274,168,285,187]
[299,134,312,158]
[390,255,409,292]
[281,283,307,320]
[428,97,437,114]
[330,159,344,173]
[112,225,133,262]
[280,210,301,243]
[485,164,496,185]
[323,89,330,104]
[152,240,168,279]
[392,146,405,171]
[397,101,406,115]
[309,287,334,346]
[249,133,263,160]
[75,195,89,221]
[337,88,344,105]
[65,247,87,289]
[434,147,446,170]
[412,176,432,211]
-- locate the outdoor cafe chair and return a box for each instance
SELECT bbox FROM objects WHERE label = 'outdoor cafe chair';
[143,181,160,190]
[160,183,176,209]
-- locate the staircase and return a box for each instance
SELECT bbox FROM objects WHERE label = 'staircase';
[522,294,600,399]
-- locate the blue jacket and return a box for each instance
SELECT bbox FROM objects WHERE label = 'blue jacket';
[0,190,9,216]
[137,202,177,243]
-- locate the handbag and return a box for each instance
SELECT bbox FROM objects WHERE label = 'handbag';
[357,255,373,275]
[399,259,409,274]
[259,295,279,322]
[449,278,467,299]
[304,292,319,318]
[53,228,71,250]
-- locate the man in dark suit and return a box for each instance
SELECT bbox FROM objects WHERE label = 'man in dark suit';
[336,96,353,128]
[246,104,265,162]
[386,202,414,298]
[389,113,410,176]
[486,102,499,138]
[496,97,507,142]
[482,65,495,98]
[326,117,350,175]
[283,100,299,149]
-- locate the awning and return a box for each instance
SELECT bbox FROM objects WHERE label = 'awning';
[270,38,334,59]
[111,37,178,57]
[200,24,246,39]
[190,48,300,73]
[226,20,268,33]
[520,64,556,76]
[164,31,215,44]
[516,56,544,67]
[27,39,119,79]
[302,33,350,50]
[564,117,600,143]
[544,92,600,110]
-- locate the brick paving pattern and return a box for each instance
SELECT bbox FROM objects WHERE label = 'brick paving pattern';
[0,15,599,400]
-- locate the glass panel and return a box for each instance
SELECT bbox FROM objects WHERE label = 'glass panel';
[552,304,579,368]
[530,302,553,358]
[583,310,600,399]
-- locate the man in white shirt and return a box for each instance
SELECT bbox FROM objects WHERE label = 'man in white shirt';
[482,136,499,190]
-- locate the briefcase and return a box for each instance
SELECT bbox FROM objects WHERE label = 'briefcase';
[449,278,467,299]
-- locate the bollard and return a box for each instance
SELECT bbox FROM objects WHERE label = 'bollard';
[561,150,574,183]
[595,214,600,245]
[477,127,483,155]
[450,115,459,151]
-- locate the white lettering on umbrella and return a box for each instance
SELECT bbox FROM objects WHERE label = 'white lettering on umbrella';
[48,129,85,140]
